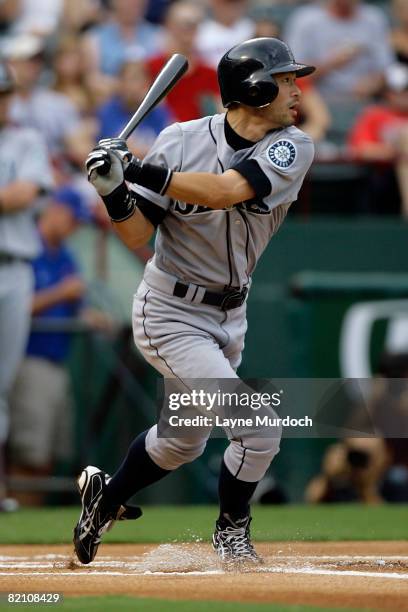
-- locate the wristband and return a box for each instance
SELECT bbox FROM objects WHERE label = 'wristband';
[125,160,173,196]
[101,182,135,222]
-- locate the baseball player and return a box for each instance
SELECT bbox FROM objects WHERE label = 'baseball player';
[0,62,53,510]
[74,38,315,566]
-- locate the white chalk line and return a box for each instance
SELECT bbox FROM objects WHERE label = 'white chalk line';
[1,555,408,563]
[0,568,408,580]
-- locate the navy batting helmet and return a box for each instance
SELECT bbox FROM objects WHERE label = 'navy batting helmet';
[217,38,315,108]
[0,62,15,94]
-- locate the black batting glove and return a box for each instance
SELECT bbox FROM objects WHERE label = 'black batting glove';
[85,147,135,222]
[85,148,125,195]
[98,138,143,183]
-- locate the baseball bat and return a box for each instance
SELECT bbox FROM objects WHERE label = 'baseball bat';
[98,53,188,174]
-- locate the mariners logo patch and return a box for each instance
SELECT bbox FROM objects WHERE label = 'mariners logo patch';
[267,140,296,169]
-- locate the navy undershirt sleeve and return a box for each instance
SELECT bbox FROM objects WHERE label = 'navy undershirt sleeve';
[232,159,272,199]
[136,196,167,228]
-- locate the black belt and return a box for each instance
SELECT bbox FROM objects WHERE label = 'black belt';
[173,282,248,311]
[0,253,30,265]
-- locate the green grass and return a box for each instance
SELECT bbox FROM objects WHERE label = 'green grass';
[0,504,406,545]
[0,597,377,612]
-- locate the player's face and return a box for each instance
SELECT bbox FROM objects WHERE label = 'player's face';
[264,73,301,128]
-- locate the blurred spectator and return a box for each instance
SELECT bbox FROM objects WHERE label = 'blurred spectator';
[348,63,408,216]
[390,0,408,66]
[253,13,280,40]
[11,0,63,38]
[4,34,83,165]
[306,353,408,504]
[305,438,390,504]
[0,62,53,511]
[7,187,88,506]
[97,57,172,157]
[375,353,408,502]
[147,1,220,122]
[52,34,94,115]
[0,0,22,41]
[146,0,174,25]
[62,0,106,35]
[197,0,255,69]
[297,77,331,143]
[81,0,162,103]
[285,0,394,103]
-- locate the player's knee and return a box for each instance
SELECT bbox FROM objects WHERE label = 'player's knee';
[224,435,281,482]
[243,435,281,464]
[146,426,207,470]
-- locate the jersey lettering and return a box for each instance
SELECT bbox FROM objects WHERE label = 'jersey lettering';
[171,201,211,215]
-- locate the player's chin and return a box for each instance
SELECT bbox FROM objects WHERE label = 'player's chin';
[281,114,296,127]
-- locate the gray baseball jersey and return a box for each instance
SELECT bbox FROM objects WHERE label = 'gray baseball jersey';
[132,112,314,291]
[0,126,53,259]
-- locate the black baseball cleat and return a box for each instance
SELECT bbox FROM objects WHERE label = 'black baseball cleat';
[73,465,142,564]
[212,513,263,567]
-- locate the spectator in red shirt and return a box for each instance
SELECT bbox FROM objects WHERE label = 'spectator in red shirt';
[349,64,408,216]
[146,0,221,122]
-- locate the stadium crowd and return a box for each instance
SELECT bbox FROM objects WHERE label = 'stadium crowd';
[1,0,407,509]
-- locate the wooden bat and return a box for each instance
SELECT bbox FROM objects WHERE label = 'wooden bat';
[98,53,188,174]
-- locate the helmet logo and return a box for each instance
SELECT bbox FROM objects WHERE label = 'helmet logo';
[267,140,296,169]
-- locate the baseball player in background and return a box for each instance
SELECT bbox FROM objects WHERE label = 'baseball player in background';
[0,62,53,511]
[74,38,315,566]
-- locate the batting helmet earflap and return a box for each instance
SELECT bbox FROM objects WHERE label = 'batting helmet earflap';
[217,38,315,108]
[0,61,15,94]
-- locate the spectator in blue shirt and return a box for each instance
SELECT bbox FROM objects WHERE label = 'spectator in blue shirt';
[96,57,172,158]
[81,0,162,102]
[8,186,90,505]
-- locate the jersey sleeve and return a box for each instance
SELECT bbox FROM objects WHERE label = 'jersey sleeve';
[231,131,315,212]
[131,123,183,216]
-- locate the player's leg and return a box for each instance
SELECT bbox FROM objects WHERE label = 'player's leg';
[73,327,225,564]
[100,321,234,513]
[210,304,282,564]
[74,293,230,564]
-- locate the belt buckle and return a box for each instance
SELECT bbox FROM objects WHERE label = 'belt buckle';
[221,287,248,311]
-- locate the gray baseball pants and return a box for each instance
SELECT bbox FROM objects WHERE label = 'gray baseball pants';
[132,261,281,483]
